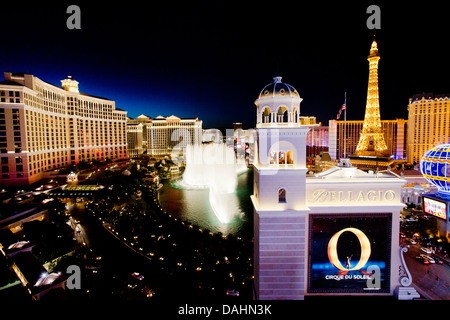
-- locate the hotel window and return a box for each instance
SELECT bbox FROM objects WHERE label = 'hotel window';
[278,188,287,203]
[278,151,286,164]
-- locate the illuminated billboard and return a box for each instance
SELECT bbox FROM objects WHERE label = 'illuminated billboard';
[423,196,448,220]
[308,214,391,294]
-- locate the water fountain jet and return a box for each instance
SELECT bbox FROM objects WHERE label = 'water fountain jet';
[182,143,245,224]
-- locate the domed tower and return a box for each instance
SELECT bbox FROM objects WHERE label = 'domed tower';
[252,76,311,300]
[255,76,302,125]
[253,76,310,174]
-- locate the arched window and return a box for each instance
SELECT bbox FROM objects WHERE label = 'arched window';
[269,142,297,167]
[270,151,277,164]
[278,151,285,164]
[278,188,286,203]
[277,106,288,123]
[287,151,294,164]
[262,107,272,123]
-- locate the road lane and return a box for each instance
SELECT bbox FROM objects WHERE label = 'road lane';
[403,244,450,300]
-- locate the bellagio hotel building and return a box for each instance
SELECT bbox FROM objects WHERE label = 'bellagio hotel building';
[0,72,127,186]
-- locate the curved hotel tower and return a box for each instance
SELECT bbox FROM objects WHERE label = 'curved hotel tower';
[0,72,127,185]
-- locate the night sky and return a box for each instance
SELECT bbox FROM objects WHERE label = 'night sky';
[1,1,449,129]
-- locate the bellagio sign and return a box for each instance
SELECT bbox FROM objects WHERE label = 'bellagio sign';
[309,189,397,204]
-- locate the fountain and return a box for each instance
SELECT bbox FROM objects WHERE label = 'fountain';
[182,143,246,224]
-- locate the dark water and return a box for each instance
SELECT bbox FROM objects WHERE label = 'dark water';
[158,170,254,237]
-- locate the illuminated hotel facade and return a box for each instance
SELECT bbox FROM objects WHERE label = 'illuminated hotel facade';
[329,119,407,161]
[0,72,127,186]
[301,117,328,157]
[127,114,202,159]
[407,93,450,165]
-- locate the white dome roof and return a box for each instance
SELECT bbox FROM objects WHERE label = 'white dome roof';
[258,76,300,99]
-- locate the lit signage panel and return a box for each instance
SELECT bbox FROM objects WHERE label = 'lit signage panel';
[308,214,391,294]
[423,197,447,220]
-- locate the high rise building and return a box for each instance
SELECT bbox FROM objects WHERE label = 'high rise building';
[350,39,392,170]
[306,125,328,156]
[407,93,450,165]
[300,116,329,160]
[127,114,202,159]
[329,119,407,161]
[126,121,144,158]
[304,119,329,171]
[0,72,127,185]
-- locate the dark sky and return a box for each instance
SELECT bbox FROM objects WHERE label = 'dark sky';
[1,1,449,129]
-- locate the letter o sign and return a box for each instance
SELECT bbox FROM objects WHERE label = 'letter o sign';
[384,190,395,201]
[327,228,372,271]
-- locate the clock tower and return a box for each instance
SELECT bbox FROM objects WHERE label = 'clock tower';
[252,76,311,300]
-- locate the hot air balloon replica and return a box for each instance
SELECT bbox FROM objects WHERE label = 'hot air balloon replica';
[419,143,450,240]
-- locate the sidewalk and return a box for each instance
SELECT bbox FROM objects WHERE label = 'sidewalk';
[413,273,450,300]
[412,284,438,300]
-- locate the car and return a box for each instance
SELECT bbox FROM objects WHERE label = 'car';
[433,256,444,264]
[131,272,144,280]
[420,255,435,263]
[421,247,433,254]
[415,256,430,264]
[141,287,155,298]
[226,289,239,296]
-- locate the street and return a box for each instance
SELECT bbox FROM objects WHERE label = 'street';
[68,202,166,299]
[403,243,450,300]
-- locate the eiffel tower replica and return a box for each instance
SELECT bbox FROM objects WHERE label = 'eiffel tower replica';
[350,38,393,171]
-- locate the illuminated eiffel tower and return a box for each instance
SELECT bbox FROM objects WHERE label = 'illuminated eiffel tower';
[350,39,392,170]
